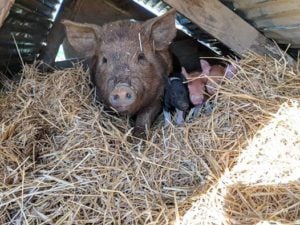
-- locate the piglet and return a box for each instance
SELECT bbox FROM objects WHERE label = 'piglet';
[181,66,208,117]
[200,59,237,96]
[163,71,190,126]
[62,10,177,138]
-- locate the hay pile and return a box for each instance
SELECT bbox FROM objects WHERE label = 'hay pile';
[176,101,300,225]
[174,54,300,225]
[0,63,207,224]
[0,53,300,224]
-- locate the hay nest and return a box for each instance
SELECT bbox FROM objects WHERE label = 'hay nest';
[0,53,300,224]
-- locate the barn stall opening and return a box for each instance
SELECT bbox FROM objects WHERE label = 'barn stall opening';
[0,0,300,224]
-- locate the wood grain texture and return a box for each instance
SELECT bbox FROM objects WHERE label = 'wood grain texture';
[164,0,295,64]
[0,0,15,28]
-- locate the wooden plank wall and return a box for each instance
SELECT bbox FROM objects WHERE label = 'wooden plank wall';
[164,0,295,65]
[222,0,300,48]
[0,0,59,76]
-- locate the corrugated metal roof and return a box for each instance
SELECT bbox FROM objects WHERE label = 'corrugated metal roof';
[134,0,235,56]
[135,0,300,57]
[221,0,300,48]
[0,0,60,75]
[1,0,298,77]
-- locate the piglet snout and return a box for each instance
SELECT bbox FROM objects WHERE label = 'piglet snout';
[190,95,204,106]
[109,83,136,111]
[177,101,190,111]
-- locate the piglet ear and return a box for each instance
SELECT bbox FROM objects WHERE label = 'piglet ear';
[142,9,177,51]
[200,59,211,75]
[225,64,237,79]
[181,67,189,78]
[62,20,100,57]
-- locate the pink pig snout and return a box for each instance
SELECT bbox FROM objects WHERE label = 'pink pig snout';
[190,94,204,106]
[109,83,137,112]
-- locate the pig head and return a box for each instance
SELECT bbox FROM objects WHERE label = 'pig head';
[181,67,207,107]
[62,10,177,137]
[200,59,237,95]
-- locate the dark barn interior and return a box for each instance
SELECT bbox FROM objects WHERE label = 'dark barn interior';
[1,0,299,78]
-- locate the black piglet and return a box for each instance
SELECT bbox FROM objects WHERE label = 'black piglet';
[163,71,190,126]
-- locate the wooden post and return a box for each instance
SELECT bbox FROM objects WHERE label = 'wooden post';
[38,0,82,66]
[164,0,295,65]
[0,0,15,28]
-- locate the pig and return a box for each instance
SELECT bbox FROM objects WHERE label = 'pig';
[181,66,208,116]
[182,60,237,117]
[62,10,177,137]
[200,59,237,95]
[163,71,190,126]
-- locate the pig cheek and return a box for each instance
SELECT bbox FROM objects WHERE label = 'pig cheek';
[94,65,115,103]
[107,79,115,95]
[137,59,153,78]
[130,78,143,96]
[131,86,144,109]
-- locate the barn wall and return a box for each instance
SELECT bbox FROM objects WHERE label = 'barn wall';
[221,0,300,48]
[0,0,60,76]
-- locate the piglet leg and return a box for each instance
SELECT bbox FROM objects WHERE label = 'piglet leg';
[203,101,214,116]
[133,100,162,139]
[191,105,202,118]
[175,109,184,126]
[163,109,172,127]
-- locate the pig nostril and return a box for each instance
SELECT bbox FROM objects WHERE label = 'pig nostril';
[126,93,132,99]
[113,95,119,101]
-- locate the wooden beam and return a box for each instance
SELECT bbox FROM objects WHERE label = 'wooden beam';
[0,0,15,28]
[164,0,295,65]
[38,0,82,66]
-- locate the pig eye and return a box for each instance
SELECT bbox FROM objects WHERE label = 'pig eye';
[126,93,132,99]
[102,57,107,64]
[138,53,146,63]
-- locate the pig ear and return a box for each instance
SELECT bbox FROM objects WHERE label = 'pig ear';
[62,20,99,57]
[143,9,177,51]
[181,67,189,78]
[200,59,211,75]
[225,64,237,79]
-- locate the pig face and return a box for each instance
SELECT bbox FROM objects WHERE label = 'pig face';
[181,67,207,106]
[62,10,177,115]
[200,59,237,95]
[167,75,190,111]
[163,72,190,127]
[62,10,177,137]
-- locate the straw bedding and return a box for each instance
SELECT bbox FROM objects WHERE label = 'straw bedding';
[0,53,300,224]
